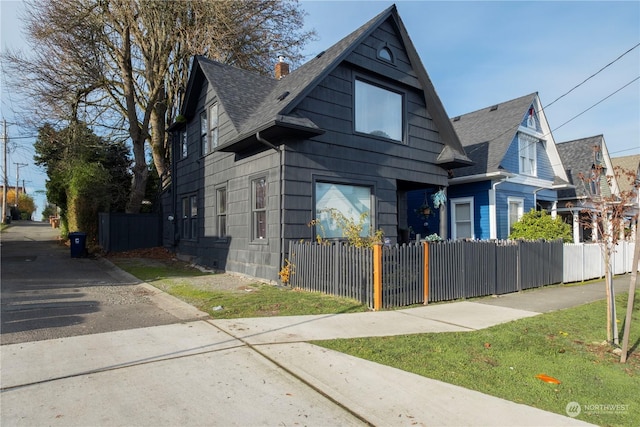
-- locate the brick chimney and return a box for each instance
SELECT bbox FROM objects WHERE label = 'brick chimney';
[275,55,289,80]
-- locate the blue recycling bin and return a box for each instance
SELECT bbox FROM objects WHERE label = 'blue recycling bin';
[69,232,87,258]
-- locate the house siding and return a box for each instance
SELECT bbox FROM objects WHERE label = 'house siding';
[495,181,535,239]
[285,54,448,248]
[447,181,491,240]
[167,10,455,282]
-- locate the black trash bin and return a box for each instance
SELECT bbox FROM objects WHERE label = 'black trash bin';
[69,232,87,258]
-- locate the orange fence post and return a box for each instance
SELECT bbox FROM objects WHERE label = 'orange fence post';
[423,241,429,305]
[373,243,382,311]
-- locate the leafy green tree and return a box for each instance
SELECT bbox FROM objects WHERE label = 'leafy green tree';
[508,209,573,242]
[34,121,131,240]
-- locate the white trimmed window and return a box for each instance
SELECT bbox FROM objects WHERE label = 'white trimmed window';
[217,187,227,237]
[200,111,207,155]
[315,182,372,239]
[451,197,474,239]
[355,79,403,142]
[208,103,219,152]
[518,133,537,176]
[508,197,524,234]
[181,130,188,159]
[252,177,267,240]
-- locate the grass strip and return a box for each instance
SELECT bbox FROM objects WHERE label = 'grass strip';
[314,291,640,427]
[111,258,368,318]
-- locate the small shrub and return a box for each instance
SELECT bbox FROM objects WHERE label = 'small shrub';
[509,209,573,242]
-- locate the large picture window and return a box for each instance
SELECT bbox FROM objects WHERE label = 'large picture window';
[451,197,474,239]
[355,79,402,141]
[252,177,267,240]
[315,182,372,239]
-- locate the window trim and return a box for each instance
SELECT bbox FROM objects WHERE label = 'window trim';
[518,133,538,177]
[451,197,474,240]
[507,197,524,235]
[181,129,188,159]
[208,103,219,152]
[181,194,198,241]
[313,179,375,240]
[354,77,405,143]
[216,186,227,238]
[200,111,208,156]
[250,176,267,242]
[189,195,198,240]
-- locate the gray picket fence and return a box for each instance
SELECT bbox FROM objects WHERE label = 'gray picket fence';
[288,239,564,309]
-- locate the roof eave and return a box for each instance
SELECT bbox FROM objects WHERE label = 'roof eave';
[217,120,325,153]
[448,171,515,185]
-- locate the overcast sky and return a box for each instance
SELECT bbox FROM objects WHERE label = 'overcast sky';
[1,1,639,219]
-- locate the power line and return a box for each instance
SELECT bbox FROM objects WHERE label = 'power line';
[543,42,640,110]
[551,76,640,133]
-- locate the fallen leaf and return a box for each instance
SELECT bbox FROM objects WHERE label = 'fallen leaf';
[536,374,561,384]
[484,342,491,349]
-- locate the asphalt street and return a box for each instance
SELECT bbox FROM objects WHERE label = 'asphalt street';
[1,221,204,345]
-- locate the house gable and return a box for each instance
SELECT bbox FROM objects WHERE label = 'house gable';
[167,5,472,280]
[177,5,470,167]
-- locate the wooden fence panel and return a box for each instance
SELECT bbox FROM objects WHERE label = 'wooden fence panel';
[428,241,465,302]
[463,241,497,298]
[290,239,634,309]
[381,243,423,308]
[496,241,519,294]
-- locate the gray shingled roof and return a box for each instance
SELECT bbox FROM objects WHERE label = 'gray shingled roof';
[450,93,537,176]
[611,154,640,194]
[181,5,470,163]
[556,135,609,199]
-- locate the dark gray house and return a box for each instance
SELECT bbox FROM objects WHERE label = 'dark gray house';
[163,5,470,281]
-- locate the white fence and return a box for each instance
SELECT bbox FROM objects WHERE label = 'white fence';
[563,242,638,283]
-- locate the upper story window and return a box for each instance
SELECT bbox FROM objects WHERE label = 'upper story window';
[208,103,219,152]
[201,103,218,155]
[518,133,537,176]
[181,130,188,159]
[200,111,208,155]
[378,46,393,62]
[355,79,403,142]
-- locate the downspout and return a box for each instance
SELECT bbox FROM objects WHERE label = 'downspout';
[171,130,178,248]
[256,131,285,279]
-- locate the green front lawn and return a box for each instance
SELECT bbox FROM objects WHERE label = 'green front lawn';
[315,291,640,427]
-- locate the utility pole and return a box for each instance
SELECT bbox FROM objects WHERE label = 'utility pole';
[14,162,27,208]
[2,119,7,223]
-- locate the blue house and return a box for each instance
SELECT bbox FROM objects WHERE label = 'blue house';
[409,93,570,240]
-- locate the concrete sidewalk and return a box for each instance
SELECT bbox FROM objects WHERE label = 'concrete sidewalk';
[2,295,601,426]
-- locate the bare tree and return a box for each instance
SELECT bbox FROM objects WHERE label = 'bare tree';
[575,153,639,346]
[3,0,314,212]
